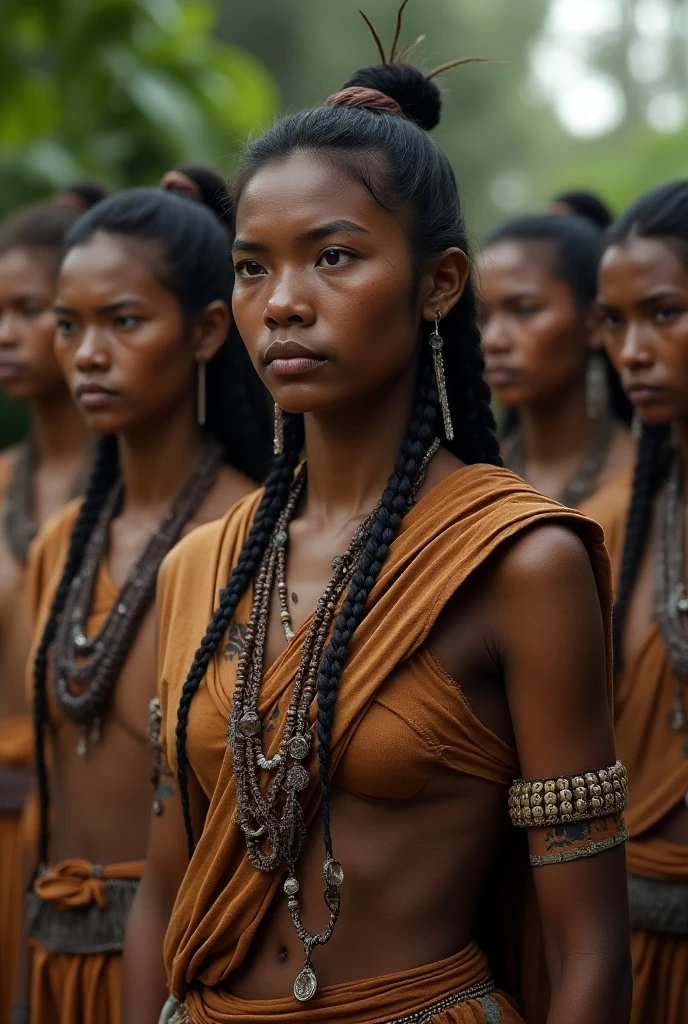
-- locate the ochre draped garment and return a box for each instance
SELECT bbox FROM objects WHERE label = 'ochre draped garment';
[158,465,613,1024]
[29,858,144,1024]
[0,452,33,1024]
[583,469,688,1024]
[25,501,143,1024]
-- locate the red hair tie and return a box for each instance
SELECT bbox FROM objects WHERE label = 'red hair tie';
[324,86,405,118]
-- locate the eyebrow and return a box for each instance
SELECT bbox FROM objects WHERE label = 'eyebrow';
[54,298,144,315]
[232,219,371,254]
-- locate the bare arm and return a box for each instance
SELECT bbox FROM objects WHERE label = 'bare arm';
[122,763,208,1024]
[495,524,631,1024]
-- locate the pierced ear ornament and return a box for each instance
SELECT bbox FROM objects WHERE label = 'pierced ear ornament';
[429,310,454,442]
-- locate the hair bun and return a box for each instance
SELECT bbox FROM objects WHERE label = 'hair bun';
[342,64,441,132]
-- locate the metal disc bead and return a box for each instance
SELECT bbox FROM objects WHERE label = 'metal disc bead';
[293,966,318,1002]
[237,711,261,738]
[283,876,300,896]
[322,858,344,887]
[288,734,310,760]
[274,530,288,548]
[286,765,309,792]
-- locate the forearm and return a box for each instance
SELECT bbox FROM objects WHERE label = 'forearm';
[122,893,170,1024]
[546,949,632,1024]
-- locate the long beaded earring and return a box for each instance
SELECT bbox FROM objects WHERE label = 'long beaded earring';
[429,310,454,441]
[197,359,206,427]
[273,403,284,455]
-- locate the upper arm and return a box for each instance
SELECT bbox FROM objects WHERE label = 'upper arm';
[494,523,614,780]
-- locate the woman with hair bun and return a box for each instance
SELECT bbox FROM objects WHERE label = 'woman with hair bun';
[20,188,270,1024]
[480,214,633,508]
[585,180,688,1024]
[124,14,630,1024]
[0,201,94,1024]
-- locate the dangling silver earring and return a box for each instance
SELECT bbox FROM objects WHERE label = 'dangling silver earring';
[429,309,454,442]
[273,403,284,455]
[586,351,608,420]
[197,359,206,427]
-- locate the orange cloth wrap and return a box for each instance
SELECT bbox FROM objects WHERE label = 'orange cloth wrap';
[0,716,34,1024]
[158,466,613,1022]
[583,469,688,1024]
[29,858,144,1024]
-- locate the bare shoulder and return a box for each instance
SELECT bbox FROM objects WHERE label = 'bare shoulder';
[492,521,595,593]
[192,463,260,529]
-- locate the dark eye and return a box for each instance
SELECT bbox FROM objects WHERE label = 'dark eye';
[114,315,140,330]
[19,301,43,317]
[513,302,540,318]
[600,310,622,330]
[654,307,681,326]
[56,317,78,336]
[235,260,266,278]
[317,249,353,268]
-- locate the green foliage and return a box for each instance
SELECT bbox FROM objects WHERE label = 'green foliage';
[0,0,279,215]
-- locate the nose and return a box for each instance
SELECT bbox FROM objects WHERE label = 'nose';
[263,271,315,330]
[481,313,511,354]
[618,321,653,370]
[73,327,110,372]
[0,311,21,348]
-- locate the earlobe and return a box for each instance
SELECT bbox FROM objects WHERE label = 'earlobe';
[193,300,232,362]
[420,247,471,322]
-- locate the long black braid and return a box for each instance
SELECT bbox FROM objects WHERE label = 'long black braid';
[612,424,671,666]
[33,434,120,864]
[176,61,503,856]
[176,415,304,855]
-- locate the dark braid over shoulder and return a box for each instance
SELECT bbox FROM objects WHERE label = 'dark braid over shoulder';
[176,415,304,855]
[612,424,671,666]
[33,435,119,864]
[316,354,438,853]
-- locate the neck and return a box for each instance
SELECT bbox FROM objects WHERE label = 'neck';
[302,368,418,523]
[30,387,90,465]
[518,380,597,466]
[117,399,207,514]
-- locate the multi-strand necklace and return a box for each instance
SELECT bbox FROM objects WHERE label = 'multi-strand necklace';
[229,439,439,1002]
[504,414,615,508]
[4,438,89,565]
[655,452,688,756]
[53,439,224,756]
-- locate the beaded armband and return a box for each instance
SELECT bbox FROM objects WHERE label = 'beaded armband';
[508,760,628,828]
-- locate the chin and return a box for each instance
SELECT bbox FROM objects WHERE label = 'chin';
[635,406,676,427]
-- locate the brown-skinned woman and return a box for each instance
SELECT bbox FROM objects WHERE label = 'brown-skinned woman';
[20,188,271,1024]
[123,57,631,1024]
[0,203,94,1024]
[585,180,688,1024]
[480,214,634,508]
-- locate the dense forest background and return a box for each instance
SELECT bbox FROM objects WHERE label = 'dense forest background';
[0,0,686,440]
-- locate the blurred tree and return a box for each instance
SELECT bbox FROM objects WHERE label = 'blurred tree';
[0,0,279,215]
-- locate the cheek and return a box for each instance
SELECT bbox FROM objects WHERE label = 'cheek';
[25,314,58,363]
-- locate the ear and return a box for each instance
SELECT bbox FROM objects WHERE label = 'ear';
[418,248,471,323]
[191,300,232,363]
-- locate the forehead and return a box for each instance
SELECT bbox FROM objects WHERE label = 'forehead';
[479,239,560,293]
[236,151,404,242]
[58,232,170,303]
[0,246,55,292]
[599,237,688,298]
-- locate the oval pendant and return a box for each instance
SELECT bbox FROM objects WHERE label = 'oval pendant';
[288,734,310,760]
[293,966,318,1002]
[286,765,309,792]
[237,711,261,738]
[678,597,688,614]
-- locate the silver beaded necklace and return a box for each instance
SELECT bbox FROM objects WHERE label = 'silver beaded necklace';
[228,439,440,1002]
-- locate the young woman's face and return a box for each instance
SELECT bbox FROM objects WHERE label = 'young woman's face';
[0,246,66,401]
[55,232,201,435]
[479,240,591,409]
[231,152,424,416]
[598,237,688,426]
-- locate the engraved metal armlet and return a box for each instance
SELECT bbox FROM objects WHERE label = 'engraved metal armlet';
[508,759,628,827]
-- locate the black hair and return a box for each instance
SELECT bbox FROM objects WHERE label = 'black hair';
[606,180,688,663]
[484,213,633,428]
[553,189,614,231]
[0,204,83,267]
[53,180,110,212]
[32,188,271,863]
[174,62,502,857]
[172,165,232,227]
